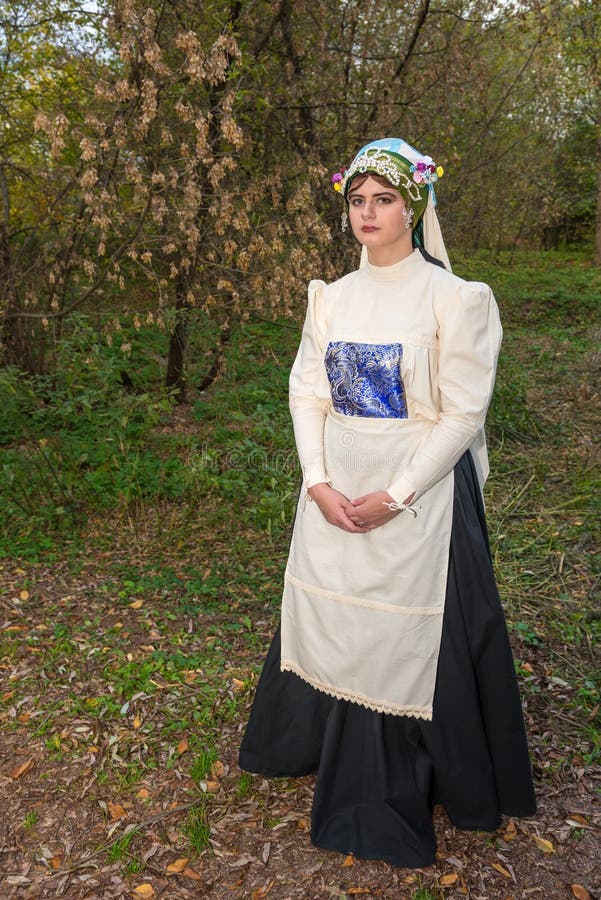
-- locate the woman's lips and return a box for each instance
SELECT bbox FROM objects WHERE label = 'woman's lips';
[361,225,378,232]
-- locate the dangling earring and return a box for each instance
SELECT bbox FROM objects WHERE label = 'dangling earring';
[402,207,413,230]
[341,209,348,232]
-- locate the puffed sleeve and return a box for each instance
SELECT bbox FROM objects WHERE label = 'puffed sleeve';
[289,279,331,488]
[386,280,502,504]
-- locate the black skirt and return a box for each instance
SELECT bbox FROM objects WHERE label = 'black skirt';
[239,452,536,868]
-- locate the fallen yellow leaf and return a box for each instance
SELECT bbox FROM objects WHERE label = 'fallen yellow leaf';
[530,834,555,853]
[137,787,150,799]
[566,813,589,827]
[232,677,245,692]
[297,818,310,831]
[49,854,62,870]
[108,801,128,821]
[347,889,371,896]
[504,820,517,841]
[490,862,512,878]
[439,873,458,886]
[205,780,220,793]
[129,599,143,609]
[19,589,30,601]
[182,867,203,881]
[251,885,274,900]
[166,857,189,874]
[571,885,592,900]
[210,760,225,779]
[342,854,354,867]
[133,715,142,729]
[2,691,15,701]
[177,737,188,754]
[133,885,155,898]
[10,758,34,779]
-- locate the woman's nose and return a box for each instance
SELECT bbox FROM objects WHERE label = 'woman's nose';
[361,200,375,218]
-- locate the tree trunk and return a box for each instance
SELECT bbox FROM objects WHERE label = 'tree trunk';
[165,278,189,400]
[0,160,48,373]
[0,158,14,366]
[198,320,231,392]
[595,125,601,266]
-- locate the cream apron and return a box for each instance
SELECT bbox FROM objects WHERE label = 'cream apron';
[281,406,454,720]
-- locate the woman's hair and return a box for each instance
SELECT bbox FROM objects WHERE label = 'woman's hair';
[346,173,397,195]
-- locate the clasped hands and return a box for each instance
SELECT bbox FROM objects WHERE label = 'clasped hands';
[308,483,410,533]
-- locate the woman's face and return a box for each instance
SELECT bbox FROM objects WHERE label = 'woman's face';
[347,175,413,263]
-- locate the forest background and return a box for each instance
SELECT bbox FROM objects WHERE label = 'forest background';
[1,0,600,386]
[0,1,599,898]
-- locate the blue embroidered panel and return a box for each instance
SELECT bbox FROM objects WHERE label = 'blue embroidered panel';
[324,341,408,418]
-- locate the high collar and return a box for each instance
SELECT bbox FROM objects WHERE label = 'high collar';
[361,248,423,282]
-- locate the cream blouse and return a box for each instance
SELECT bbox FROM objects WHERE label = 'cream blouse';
[289,248,502,504]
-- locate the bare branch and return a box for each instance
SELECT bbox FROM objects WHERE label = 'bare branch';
[364,0,432,129]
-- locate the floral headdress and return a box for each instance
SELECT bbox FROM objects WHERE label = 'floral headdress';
[331,138,451,270]
[331,140,443,226]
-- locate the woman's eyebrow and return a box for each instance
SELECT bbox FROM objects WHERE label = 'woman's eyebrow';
[348,190,398,198]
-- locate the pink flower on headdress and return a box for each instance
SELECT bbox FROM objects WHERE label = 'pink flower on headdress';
[410,158,443,187]
[331,167,347,192]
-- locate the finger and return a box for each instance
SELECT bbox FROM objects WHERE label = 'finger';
[349,503,370,518]
[340,513,369,532]
[340,501,362,517]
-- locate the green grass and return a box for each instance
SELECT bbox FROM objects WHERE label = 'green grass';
[190,748,219,783]
[107,828,139,863]
[23,810,39,830]
[411,886,440,900]
[236,772,253,797]
[183,800,211,853]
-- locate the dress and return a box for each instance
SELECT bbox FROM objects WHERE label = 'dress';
[239,249,536,867]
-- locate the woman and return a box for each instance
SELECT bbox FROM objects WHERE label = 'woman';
[239,138,536,868]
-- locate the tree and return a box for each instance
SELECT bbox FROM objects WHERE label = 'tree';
[556,0,601,262]
[0,0,104,368]
[1,0,333,383]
